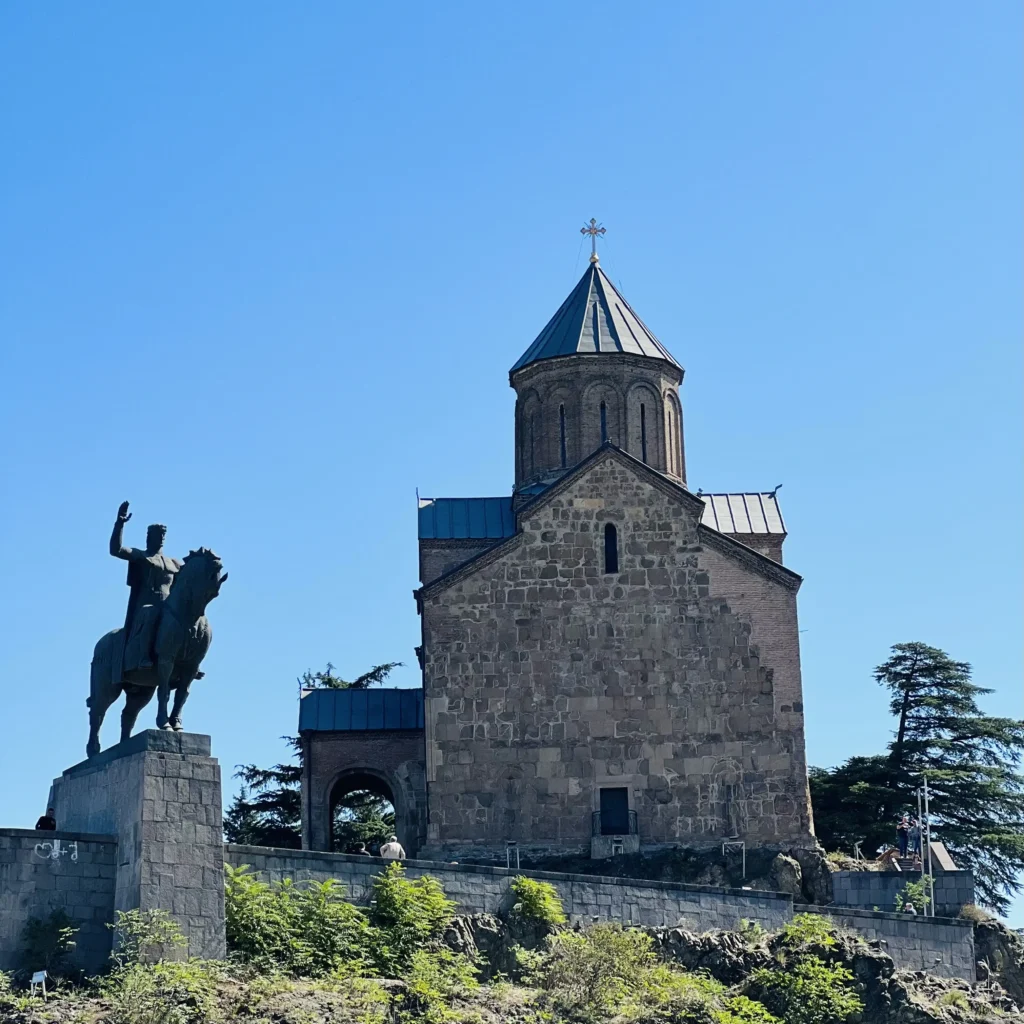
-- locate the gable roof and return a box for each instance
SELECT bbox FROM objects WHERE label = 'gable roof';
[417,444,800,599]
[510,262,681,373]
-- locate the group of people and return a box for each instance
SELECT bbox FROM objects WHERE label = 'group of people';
[350,835,406,860]
[896,812,923,859]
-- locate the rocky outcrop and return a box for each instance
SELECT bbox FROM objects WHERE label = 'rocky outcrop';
[442,912,555,980]
[973,918,1024,1004]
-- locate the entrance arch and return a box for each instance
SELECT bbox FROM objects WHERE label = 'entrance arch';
[328,768,398,854]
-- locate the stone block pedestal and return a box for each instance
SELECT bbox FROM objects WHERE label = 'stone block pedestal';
[50,731,225,958]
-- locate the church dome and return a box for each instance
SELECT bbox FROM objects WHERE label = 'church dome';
[510,260,686,494]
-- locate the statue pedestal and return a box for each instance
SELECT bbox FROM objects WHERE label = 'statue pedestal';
[50,731,225,958]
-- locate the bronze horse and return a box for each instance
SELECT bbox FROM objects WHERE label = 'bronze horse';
[86,547,227,757]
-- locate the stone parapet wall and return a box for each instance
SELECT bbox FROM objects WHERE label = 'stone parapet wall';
[800,904,975,981]
[832,870,975,917]
[0,829,116,974]
[225,845,794,932]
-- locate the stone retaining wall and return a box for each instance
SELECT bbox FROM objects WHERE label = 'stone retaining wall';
[801,905,975,981]
[832,870,975,917]
[225,845,794,932]
[0,829,116,974]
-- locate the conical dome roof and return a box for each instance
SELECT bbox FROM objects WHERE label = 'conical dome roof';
[511,261,680,373]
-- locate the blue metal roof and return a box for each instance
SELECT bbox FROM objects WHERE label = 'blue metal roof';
[299,688,424,732]
[510,262,680,373]
[418,497,515,540]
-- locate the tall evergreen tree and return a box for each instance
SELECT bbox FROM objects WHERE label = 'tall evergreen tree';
[811,643,1024,913]
[223,662,402,851]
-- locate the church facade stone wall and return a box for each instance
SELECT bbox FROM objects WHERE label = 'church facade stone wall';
[419,450,814,860]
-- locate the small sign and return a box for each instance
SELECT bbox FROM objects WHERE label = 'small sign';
[30,971,47,999]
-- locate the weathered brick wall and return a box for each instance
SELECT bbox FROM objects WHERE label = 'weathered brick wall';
[832,870,975,917]
[800,904,975,981]
[225,845,793,931]
[0,829,116,974]
[699,537,812,832]
[420,539,499,588]
[511,354,685,490]
[300,730,426,855]
[420,450,813,859]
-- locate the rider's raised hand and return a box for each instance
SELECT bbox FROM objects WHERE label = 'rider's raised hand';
[117,501,132,522]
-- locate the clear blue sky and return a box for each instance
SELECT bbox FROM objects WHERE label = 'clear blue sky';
[1,4,1020,922]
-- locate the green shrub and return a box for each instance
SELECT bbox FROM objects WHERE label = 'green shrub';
[530,925,659,1018]
[401,948,481,1023]
[104,959,223,1024]
[937,989,969,1008]
[509,875,566,925]
[777,913,837,950]
[749,956,862,1024]
[895,876,932,914]
[19,910,79,978]
[110,909,188,969]
[527,925,780,1024]
[224,864,368,976]
[367,862,455,974]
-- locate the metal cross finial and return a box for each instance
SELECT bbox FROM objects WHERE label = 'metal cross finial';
[580,218,606,263]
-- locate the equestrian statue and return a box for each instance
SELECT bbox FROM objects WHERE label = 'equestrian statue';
[86,501,228,757]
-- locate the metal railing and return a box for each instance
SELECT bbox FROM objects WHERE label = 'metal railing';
[592,810,638,836]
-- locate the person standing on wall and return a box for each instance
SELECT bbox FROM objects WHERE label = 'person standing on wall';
[896,814,910,858]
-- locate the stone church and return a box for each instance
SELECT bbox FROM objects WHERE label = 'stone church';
[300,251,816,861]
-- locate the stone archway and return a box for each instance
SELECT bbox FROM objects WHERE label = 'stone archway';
[327,767,400,854]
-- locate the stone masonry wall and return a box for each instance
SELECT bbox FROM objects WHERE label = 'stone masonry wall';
[51,731,225,960]
[226,845,793,932]
[0,829,116,974]
[800,904,975,981]
[832,870,976,918]
[419,451,813,859]
[225,846,975,981]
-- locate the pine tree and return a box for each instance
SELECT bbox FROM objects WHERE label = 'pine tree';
[811,643,1024,913]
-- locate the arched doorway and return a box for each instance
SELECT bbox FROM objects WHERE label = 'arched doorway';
[328,769,399,855]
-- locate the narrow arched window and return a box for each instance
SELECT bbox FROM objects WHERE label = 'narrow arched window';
[600,401,608,443]
[528,415,536,476]
[604,523,618,574]
[640,404,648,464]
[559,404,567,468]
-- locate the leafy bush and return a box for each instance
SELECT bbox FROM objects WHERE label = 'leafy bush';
[19,909,79,978]
[366,862,455,974]
[776,912,837,950]
[895,876,932,913]
[937,989,968,1008]
[110,909,188,968]
[527,924,780,1024]
[401,949,481,1023]
[103,911,223,1024]
[509,875,566,925]
[224,864,368,975]
[104,959,223,1024]
[749,956,862,1024]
